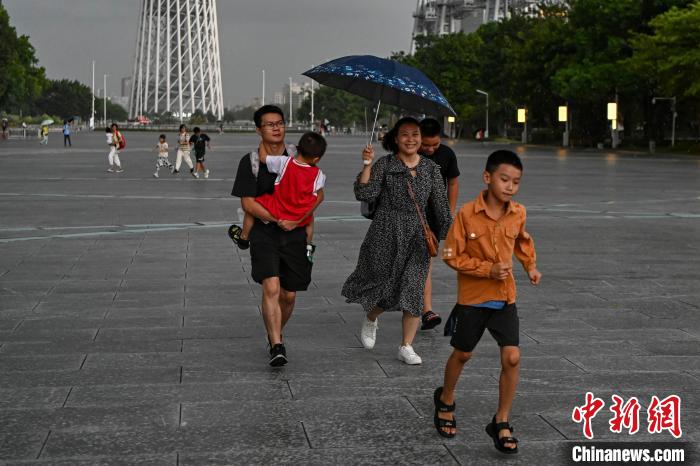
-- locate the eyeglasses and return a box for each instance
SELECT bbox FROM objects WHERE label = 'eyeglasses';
[260,120,285,129]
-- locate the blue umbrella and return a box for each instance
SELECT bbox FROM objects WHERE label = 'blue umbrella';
[303,55,456,144]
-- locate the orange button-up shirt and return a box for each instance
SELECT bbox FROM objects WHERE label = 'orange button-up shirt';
[442,191,537,305]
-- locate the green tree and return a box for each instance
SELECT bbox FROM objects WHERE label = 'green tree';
[0,4,47,113]
[296,86,398,129]
[35,79,91,119]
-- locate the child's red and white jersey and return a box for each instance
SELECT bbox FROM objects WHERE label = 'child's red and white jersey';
[256,155,325,227]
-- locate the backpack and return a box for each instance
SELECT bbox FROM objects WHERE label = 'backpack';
[117,132,126,150]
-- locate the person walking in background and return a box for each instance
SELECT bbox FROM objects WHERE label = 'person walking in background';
[153,134,173,178]
[39,125,49,145]
[189,127,211,178]
[62,120,72,147]
[108,123,123,173]
[1,119,8,140]
[174,124,197,178]
[418,118,460,331]
[342,117,452,365]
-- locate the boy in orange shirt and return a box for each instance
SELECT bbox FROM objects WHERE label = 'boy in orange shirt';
[433,150,541,454]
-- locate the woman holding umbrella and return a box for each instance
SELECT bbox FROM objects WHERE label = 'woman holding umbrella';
[342,117,452,364]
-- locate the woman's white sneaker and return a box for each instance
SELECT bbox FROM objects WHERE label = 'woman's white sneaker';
[398,345,422,365]
[360,317,378,349]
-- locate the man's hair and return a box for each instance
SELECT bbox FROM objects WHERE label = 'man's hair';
[193,127,201,133]
[419,118,442,137]
[381,116,421,153]
[485,150,523,173]
[297,131,327,159]
[159,134,166,140]
[105,127,111,133]
[254,105,285,128]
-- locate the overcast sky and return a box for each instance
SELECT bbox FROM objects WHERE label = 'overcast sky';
[4,0,416,108]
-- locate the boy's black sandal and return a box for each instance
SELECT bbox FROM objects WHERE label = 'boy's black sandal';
[228,224,249,250]
[485,416,519,454]
[433,387,456,438]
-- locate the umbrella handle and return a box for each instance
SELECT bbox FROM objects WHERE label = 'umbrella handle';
[367,100,381,153]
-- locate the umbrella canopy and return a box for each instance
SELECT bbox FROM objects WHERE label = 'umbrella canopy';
[302,55,456,117]
[40,119,54,126]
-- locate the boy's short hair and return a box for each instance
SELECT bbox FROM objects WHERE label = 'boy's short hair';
[159,134,166,140]
[193,127,200,133]
[486,150,523,173]
[254,105,285,128]
[297,131,327,159]
[419,118,442,137]
[105,127,111,132]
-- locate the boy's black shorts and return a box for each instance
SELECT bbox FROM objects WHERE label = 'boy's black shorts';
[249,221,311,292]
[450,303,519,352]
[195,152,205,162]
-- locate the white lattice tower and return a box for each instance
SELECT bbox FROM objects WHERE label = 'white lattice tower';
[130,0,224,120]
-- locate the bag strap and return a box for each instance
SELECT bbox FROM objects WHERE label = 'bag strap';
[406,177,431,233]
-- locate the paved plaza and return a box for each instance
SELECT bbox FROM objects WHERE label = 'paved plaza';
[0,130,698,464]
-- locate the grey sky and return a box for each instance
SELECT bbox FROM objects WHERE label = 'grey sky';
[4,0,416,108]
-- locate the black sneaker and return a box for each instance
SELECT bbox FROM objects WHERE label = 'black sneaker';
[421,310,442,330]
[269,344,288,367]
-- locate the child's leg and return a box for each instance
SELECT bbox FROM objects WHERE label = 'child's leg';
[437,348,472,435]
[496,345,520,444]
[304,222,314,244]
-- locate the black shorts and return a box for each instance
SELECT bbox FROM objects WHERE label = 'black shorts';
[450,303,519,352]
[195,152,205,162]
[249,220,311,291]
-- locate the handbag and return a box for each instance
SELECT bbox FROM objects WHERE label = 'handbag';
[406,177,439,257]
[360,200,376,219]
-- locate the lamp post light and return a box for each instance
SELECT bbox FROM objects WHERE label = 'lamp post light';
[447,115,456,139]
[607,102,618,148]
[652,96,677,147]
[517,107,527,144]
[476,89,489,138]
[558,105,569,147]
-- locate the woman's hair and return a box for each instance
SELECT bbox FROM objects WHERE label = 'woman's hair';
[179,124,187,132]
[381,117,421,153]
[111,123,119,130]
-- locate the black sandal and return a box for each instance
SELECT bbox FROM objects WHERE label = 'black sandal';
[228,224,249,250]
[485,415,519,454]
[433,387,456,438]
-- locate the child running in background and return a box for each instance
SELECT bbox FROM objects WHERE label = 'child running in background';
[153,134,173,178]
[190,127,211,179]
[105,127,115,171]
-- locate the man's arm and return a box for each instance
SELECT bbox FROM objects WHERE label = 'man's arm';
[447,177,459,212]
[241,197,277,223]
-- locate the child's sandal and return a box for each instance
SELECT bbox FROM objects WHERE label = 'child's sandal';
[485,416,519,454]
[433,387,456,438]
[228,224,250,250]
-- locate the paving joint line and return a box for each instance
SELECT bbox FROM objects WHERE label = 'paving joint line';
[285,380,295,400]
[78,354,88,370]
[376,360,390,378]
[179,366,183,384]
[12,319,24,332]
[442,444,462,465]
[562,356,588,373]
[61,387,73,408]
[404,395,423,418]
[92,328,100,342]
[36,430,51,459]
[537,413,570,440]
[300,421,313,449]
[178,403,183,427]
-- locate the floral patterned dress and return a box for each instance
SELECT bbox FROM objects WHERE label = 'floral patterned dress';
[342,154,453,316]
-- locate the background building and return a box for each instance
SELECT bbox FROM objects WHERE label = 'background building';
[411,0,567,52]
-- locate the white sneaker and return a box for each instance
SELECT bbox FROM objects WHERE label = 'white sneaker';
[116,167,123,173]
[397,345,422,365]
[204,169,210,179]
[191,170,199,178]
[360,317,378,349]
[107,167,115,173]
[153,172,159,178]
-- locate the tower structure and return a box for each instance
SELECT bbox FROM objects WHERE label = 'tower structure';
[130,0,224,120]
[411,0,567,53]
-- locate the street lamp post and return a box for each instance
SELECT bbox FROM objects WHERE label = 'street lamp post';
[476,89,489,138]
[310,79,315,131]
[289,77,293,127]
[103,74,108,125]
[652,96,677,147]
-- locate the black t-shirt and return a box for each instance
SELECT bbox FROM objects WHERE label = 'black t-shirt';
[231,149,289,198]
[421,143,460,187]
[189,133,210,155]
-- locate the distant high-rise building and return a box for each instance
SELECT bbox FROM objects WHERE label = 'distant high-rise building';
[121,77,133,98]
[411,0,567,52]
[130,0,224,119]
